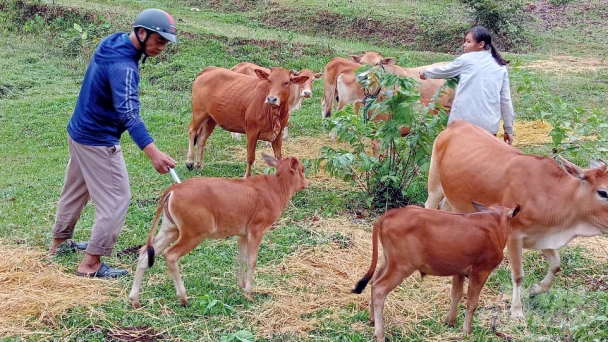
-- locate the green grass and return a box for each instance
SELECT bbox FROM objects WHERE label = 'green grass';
[1,0,608,341]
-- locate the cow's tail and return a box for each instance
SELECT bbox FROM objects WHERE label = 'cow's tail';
[321,72,337,118]
[352,217,381,294]
[145,190,173,268]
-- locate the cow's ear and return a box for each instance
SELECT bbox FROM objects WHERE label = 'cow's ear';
[509,204,521,219]
[262,153,278,168]
[291,75,309,85]
[558,155,585,180]
[289,158,299,173]
[290,70,300,76]
[314,72,325,79]
[590,160,607,172]
[471,201,489,213]
[350,55,362,63]
[255,69,270,80]
[381,57,396,65]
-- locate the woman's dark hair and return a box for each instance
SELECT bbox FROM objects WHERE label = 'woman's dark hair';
[466,26,509,66]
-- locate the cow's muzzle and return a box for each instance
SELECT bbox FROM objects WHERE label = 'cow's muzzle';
[266,96,280,107]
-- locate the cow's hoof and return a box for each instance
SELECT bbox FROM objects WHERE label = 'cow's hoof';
[528,283,543,297]
[180,298,189,307]
[131,299,141,309]
[185,162,194,171]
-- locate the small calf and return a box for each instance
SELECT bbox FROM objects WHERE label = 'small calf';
[353,202,520,341]
[129,154,308,308]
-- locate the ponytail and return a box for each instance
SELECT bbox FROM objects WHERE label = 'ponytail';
[489,44,509,66]
[466,25,509,66]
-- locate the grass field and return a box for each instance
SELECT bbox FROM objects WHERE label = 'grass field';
[1,0,607,341]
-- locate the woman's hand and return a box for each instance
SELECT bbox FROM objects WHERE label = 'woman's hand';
[419,70,427,80]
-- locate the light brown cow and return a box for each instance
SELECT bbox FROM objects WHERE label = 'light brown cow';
[321,52,393,119]
[129,154,308,308]
[353,202,520,341]
[425,119,608,319]
[338,61,455,116]
[230,62,324,142]
[186,66,309,177]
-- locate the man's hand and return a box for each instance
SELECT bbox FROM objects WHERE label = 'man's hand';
[419,70,427,80]
[504,132,514,145]
[143,143,176,174]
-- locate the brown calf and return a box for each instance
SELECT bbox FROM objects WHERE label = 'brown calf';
[186,66,309,177]
[129,154,308,308]
[353,202,520,341]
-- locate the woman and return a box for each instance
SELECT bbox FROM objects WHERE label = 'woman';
[420,26,515,144]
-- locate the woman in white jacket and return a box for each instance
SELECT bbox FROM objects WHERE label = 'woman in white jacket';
[420,26,515,145]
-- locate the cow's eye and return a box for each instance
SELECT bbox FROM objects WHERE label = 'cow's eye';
[284,81,289,87]
[598,190,608,199]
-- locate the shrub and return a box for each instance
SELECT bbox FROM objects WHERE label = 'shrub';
[459,0,533,52]
[314,66,452,211]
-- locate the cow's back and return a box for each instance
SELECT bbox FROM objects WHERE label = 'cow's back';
[432,120,568,224]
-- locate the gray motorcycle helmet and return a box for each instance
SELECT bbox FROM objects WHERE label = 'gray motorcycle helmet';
[133,8,177,43]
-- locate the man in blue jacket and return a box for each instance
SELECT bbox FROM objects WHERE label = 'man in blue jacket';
[48,9,178,278]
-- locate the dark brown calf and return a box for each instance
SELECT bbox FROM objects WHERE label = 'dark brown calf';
[353,202,520,341]
[129,154,308,308]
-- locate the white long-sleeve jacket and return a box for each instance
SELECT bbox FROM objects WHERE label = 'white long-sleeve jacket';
[423,50,515,134]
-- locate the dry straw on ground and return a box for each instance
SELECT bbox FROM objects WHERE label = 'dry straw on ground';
[521,55,607,74]
[0,241,120,338]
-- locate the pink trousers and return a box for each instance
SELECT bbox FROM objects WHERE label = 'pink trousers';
[52,136,130,256]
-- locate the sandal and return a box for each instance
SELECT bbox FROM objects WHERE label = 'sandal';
[76,262,128,278]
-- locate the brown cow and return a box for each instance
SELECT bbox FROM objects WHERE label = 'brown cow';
[353,202,520,341]
[321,52,394,119]
[129,154,308,308]
[230,62,324,142]
[425,120,608,319]
[186,66,309,177]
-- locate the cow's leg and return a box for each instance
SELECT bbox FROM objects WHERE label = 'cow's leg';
[506,235,526,319]
[282,125,289,141]
[186,113,207,170]
[446,274,465,327]
[371,139,381,158]
[424,151,444,210]
[370,264,414,342]
[529,249,560,296]
[271,135,283,160]
[195,118,217,169]
[237,235,247,289]
[244,133,258,178]
[129,218,178,308]
[463,270,492,334]
[243,229,265,301]
[163,235,205,306]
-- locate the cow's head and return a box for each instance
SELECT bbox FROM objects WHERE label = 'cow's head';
[350,51,396,68]
[256,67,309,107]
[558,156,608,231]
[262,153,308,191]
[293,69,324,99]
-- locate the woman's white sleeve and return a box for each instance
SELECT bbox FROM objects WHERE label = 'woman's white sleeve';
[423,57,466,79]
[500,72,515,134]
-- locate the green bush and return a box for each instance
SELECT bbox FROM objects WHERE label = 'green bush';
[459,0,533,52]
[314,66,452,211]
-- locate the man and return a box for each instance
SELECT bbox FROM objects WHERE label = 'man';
[48,9,178,278]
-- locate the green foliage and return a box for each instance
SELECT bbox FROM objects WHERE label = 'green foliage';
[415,11,470,53]
[459,0,532,52]
[517,68,608,162]
[220,330,256,342]
[315,66,450,210]
[549,0,574,6]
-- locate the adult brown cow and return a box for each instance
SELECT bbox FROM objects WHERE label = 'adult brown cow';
[186,66,309,177]
[230,62,323,142]
[321,51,393,119]
[425,119,608,319]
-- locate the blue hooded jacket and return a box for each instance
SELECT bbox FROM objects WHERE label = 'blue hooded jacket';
[67,32,153,149]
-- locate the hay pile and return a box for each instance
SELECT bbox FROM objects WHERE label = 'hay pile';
[521,56,607,74]
[0,241,120,338]
[248,216,504,339]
